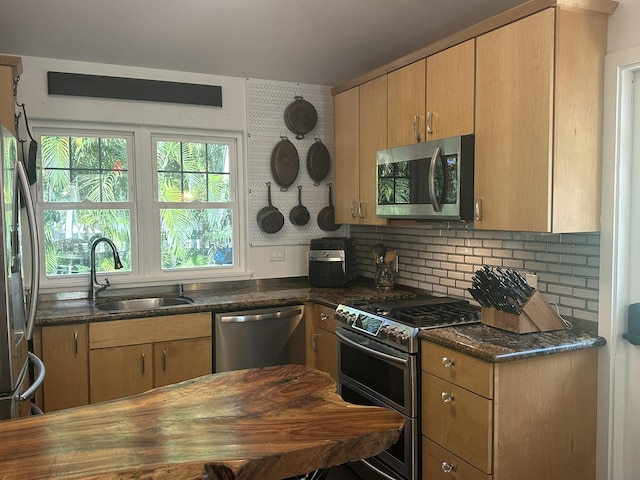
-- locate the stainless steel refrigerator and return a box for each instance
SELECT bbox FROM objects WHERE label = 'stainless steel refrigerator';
[0,125,44,420]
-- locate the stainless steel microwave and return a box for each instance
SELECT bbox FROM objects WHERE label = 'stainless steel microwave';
[376,134,474,221]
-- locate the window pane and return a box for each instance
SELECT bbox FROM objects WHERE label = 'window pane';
[160,208,232,269]
[42,135,129,203]
[43,209,131,276]
[156,139,231,202]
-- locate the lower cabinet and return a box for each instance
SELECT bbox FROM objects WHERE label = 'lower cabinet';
[39,313,212,411]
[89,313,212,404]
[421,340,598,480]
[307,304,338,382]
[40,323,90,412]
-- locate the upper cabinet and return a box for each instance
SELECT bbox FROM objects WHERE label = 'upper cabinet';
[0,55,21,136]
[334,78,388,226]
[425,39,475,140]
[387,60,425,148]
[474,7,608,232]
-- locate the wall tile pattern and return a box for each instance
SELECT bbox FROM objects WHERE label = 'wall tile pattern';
[351,224,601,322]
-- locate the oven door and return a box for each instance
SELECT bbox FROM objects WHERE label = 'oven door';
[336,328,417,418]
[340,381,418,480]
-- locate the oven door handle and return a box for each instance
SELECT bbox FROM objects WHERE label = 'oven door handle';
[336,330,409,366]
[359,458,401,480]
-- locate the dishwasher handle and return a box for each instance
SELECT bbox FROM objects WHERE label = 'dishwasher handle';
[218,307,303,323]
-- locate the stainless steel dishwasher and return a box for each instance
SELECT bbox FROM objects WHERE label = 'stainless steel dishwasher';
[213,305,306,372]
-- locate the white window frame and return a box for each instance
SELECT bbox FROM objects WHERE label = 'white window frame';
[33,121,248,293]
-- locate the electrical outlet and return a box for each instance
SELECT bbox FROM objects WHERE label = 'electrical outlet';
[269,246,285,262]
[526,273,538,289]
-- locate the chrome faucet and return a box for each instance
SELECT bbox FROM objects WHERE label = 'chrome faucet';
[89,237,123,300]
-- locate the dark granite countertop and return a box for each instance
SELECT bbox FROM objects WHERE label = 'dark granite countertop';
[419,323,605,363]
[35,277,417,327]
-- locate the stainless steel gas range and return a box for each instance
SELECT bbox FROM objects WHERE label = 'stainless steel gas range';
[335,295,480,480]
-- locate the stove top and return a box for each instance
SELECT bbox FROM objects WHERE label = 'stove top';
[336,295,480,353]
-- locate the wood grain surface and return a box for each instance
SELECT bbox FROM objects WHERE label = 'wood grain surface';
[0,365,404,479]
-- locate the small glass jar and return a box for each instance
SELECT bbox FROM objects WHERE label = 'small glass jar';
[375,263,395,291]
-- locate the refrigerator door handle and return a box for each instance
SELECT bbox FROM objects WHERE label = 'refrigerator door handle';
[19,352,45,402]
[15,160,40,341]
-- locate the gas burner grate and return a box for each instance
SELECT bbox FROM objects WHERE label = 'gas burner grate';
[393,302,481,328]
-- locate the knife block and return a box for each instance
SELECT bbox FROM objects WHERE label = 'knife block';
[480,290,567,334]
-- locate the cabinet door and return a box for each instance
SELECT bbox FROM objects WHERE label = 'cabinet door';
[426,39,475,140]
[90,344,154,403]
[0,65,16,137]
[334,87,360,224]
[387,59,425,148]
[41,324,89,412]
[475,9,554,232]
[359,75,388,226]
[154,337,212,387]
[311,326,337,383]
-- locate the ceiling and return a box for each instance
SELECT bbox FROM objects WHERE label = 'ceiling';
[0,0,526,87]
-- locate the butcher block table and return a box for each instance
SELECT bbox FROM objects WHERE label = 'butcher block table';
[0,365,404,479]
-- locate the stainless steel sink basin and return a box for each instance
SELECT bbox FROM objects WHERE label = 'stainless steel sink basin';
[95,296,194,312]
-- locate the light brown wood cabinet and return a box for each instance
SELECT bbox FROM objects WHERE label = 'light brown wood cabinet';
[425,40,475,140]
[40,323,90,412]
[0,55,21,136]
[307,304,338,382]
[88,313,212,404]
[334,79,387,226]
[387,60,425,148]
[474,7,608,232]
[421,340,598,480]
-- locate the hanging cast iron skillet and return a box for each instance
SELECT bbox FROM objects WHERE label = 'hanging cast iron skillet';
[306,138,330,185]
[284,96,317,140]
[289,185,310,226]
[271,136,299,190]
[256,182,285,233]
[317,183,341,232]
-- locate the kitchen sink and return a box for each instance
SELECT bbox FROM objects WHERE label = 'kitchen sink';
[95,296,194,312]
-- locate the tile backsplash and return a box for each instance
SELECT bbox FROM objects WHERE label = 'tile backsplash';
[351,224,600,322]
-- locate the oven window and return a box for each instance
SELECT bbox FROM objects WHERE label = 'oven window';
[341,384,406,464]
[340,342,406,406]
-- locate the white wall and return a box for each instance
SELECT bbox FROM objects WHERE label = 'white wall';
[607,0,640,54]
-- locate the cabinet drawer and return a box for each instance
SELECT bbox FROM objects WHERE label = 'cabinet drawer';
[422,373,493,474]
[423,437,491,480]
[421,341,493,398]
[313,305,337,332]
[90,313,212,349]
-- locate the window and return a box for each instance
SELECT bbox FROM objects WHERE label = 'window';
[36,124,242,288]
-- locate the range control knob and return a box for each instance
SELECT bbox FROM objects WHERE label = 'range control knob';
[388,327,400,342]
[348,313,357,325]
[379,325,391,339]
[335,309,346,323]
[398,330,409,345]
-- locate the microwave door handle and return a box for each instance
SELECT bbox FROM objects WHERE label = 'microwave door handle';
[15,160,40,341]
[428,146,443,212]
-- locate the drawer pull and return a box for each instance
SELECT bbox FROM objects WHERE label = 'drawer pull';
[441,392,455,403]
[320,312,329,322]
[441,461,455,473]
[441,357,454,368]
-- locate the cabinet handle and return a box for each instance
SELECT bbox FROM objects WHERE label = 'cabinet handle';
[441,461,455,473]
[162,348,167,371]
[358,201,365,218]
[441,392,455,403]
[474,197,482,221]
[426,111,433,135]
[441,357,454,368]
[73,331,78,354]
[141,353,145,374]
[320,312,329,323]
[350,201,357,218]
[312,334,319,352]
[413,115,421,142]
